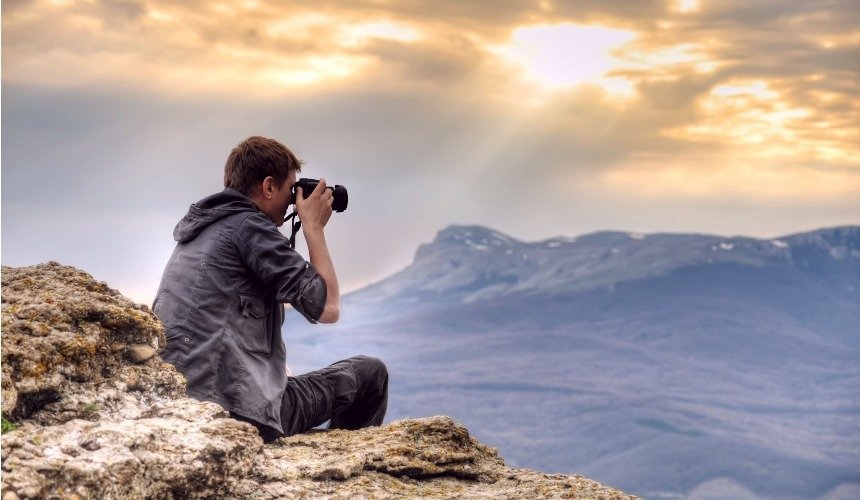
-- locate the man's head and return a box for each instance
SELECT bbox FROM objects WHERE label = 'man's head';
[224,136,303,195]
[225,136,303,226]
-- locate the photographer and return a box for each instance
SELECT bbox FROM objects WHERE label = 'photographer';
[153,136,388,442]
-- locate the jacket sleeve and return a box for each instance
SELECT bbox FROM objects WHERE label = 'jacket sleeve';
[234,213,327,323]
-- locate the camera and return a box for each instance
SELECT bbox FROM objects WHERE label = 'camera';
[290,178,348,213]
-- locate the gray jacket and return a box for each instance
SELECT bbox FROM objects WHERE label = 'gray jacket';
[153,188,326,433]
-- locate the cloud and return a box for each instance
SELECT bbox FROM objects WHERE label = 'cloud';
[2,0,858,301]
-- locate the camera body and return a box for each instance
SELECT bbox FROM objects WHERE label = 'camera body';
[290,178,348,213]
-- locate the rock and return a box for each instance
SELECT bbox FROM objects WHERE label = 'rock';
[2,403,262,499]
[1,371,17,416]
[125,344,156,364]
[1,263,637,499]
[1,263,184,426]
[231,415,636,499]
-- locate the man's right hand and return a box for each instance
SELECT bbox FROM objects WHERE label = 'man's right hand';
[294,178,340,323]
[295,179,333,232]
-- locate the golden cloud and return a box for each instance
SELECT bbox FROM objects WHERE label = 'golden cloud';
[664,78,860,165]
[2,1,428,94]
[3,0,858,203]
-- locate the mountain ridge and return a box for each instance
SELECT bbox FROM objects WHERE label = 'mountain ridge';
[348,224,859,307]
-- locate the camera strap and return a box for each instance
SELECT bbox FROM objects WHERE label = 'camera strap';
[284,211,302,249]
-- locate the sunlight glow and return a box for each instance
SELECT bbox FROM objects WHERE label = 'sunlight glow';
[338,21,421,46]
[599,160,860,200]
[208,41,372,87]
[626,43,705,67]
[254,16,420,88]
[673,0,702,14]
[264,55,372,86]
[617,41,720,78]
[813,30,860,48]
[711,80,776,99]
[492,23,636,95]
[147,9,174,22]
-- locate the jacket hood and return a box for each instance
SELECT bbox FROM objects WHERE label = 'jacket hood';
[173,189,261,243]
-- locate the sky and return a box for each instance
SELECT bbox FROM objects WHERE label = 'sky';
[2,0,859,305]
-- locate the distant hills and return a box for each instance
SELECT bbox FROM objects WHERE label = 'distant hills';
[352,224,858,307]
[284,225,860,499]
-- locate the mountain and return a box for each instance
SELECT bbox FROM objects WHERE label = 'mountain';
[352,224,857,307]
[283,225,860,499]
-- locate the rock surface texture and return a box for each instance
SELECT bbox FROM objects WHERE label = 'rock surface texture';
[1,263,635,499]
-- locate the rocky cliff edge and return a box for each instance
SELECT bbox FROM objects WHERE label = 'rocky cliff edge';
[1,263,634,499]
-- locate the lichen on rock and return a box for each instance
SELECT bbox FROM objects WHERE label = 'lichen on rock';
[1,262,184,425]
[1,263,636,499]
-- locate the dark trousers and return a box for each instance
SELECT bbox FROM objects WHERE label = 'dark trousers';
[233,355,388,442]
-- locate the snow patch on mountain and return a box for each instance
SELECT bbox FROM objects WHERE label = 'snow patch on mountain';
[464,239,488,251]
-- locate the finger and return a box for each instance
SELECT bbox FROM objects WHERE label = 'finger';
[312,178,327,196]
[326,196,334,206]
[296,186,304,201]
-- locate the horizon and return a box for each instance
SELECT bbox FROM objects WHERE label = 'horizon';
[427,221,860,242]
[3,221,855,306]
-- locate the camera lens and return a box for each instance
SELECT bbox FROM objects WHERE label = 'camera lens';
[332,185,348,212]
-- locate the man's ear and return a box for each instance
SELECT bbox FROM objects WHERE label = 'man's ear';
[261,176,275,199]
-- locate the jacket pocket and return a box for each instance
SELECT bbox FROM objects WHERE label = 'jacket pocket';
[235,293,272,355]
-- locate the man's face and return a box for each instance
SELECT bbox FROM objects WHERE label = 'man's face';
[272,170,298,227]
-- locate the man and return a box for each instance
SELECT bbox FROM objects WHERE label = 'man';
[153,136,388,442]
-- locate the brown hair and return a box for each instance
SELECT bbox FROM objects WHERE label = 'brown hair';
[224,136,303,195]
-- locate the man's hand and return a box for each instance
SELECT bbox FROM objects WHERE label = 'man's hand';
[295,179,333,232]
[295,178,340,323]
